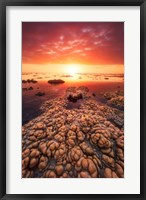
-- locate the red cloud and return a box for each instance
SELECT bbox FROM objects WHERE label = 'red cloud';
[22,22,124,65]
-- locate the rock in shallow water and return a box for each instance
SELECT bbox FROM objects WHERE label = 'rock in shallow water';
[48,79,65,84]
[66,86,89,103]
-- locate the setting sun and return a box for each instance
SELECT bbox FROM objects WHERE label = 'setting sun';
[67,64,78,75]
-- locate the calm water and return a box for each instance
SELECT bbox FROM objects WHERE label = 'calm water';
[22,73,124,125]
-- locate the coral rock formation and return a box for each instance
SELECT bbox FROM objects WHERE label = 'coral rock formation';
[22,87,124,178]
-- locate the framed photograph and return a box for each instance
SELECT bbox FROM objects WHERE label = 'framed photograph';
[0,0,145,199]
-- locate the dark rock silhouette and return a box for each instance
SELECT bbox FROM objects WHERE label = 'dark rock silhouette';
[48,79,65,84]
[67,93,83,102]
[66,86,89,102]
[22,79,37,84]
[28,86,33,90]
[22,86,33,91]
[35,92,45,97]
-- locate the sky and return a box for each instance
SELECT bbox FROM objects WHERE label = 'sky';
[22,22,124,74]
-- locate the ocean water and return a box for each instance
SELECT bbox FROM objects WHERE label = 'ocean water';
[22,72,124,125]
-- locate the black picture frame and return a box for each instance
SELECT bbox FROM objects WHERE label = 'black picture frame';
[0,0,145,199]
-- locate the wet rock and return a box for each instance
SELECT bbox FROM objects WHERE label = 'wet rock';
[30,149,40,158]
[28,86,33,90]
[22,87,28,91]
[22,79,37,84]
[44,170,57,178]
[104,168,119,178]
[38,156,48,170]
[29,158,39,168]
[66,86,89,102]
[39,142,47,155]
[65,163,72,171]
[80,142,94,155]
[48,79,65,84]
[31,141,39,148]
[70,124,77,132]
[104,90,123,100]
[98,136,112,149]
[77,131,85,142]
[54,132,65,142]
[55,165,64,176]
[22,169,34,178]
[116,148,124,161]
[54,143,66,161]
[67,92,83,102]
[107,96,124,110]
[22,157,30,169]
[107,114,124,128]
[35,92,45,97]
[76,158,98,178]
[47,140,59,152]
[116,135,124,149]
[22,149,30,159]
[117,160,124,169]
[68,146,83,163]
[79,171,91,178]
[34,122,46,130]
[22,80,27,84]
[66,115,73,123]
[102,154,115,168]
[90,133,101,145]
[29,136,36,141]
[67,130,76,147]
[115,163,124,178]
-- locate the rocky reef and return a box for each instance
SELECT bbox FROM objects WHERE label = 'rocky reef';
[48,79,65,84]
[22,87,124,178]
[22,79,37,84]
[103,90,124,110]
[22,86,33,91]
[66,86,89,102]
[35,92,45,97]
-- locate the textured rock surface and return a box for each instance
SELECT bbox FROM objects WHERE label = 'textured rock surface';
[22,87,124,178]
[66,86,89,102]
[104,90,124,111]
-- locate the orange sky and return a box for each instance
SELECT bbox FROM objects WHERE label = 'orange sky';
[22,22,124,73]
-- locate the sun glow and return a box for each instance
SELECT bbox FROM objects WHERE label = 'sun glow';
[67,64,78,75]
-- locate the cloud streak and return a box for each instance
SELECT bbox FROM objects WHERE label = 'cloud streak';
[22,22,124,65]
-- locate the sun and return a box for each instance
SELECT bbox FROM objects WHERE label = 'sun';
[67,64,78,75]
